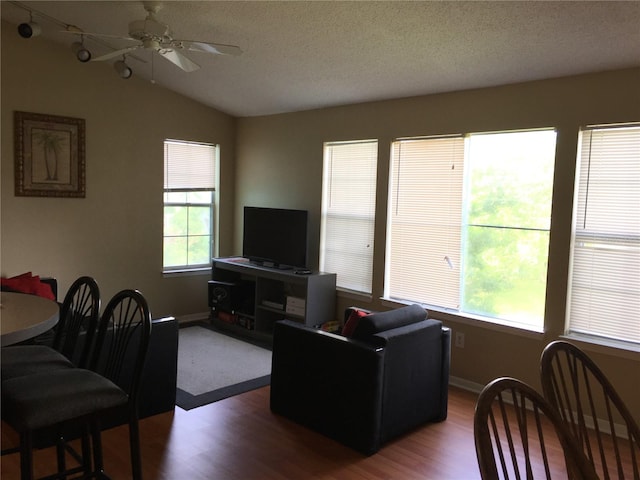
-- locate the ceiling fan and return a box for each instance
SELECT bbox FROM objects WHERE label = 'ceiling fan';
[86,1,242,72]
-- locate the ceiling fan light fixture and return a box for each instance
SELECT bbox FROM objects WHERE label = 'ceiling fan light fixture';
[18,13,41,38]
[142,38,161,50]
[114,59,133,79]
[72,41,92,62]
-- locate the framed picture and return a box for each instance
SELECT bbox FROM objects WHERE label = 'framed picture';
[14,111,86,198]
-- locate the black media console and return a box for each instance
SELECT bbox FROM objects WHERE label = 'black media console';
[209,257,337,342]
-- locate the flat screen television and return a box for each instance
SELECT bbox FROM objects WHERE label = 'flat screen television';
[242,206,308,269]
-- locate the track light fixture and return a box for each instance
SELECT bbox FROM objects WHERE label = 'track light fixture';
[114,57,133,79]
[71,36,92,62]
[17,13,41,38]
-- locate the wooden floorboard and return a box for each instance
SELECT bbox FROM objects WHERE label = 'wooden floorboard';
[11,382,627,479]
[3,384,634,479]
[2,386,481,479]
[31,380,631,480]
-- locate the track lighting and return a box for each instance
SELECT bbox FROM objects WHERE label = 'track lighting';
[71,37,92,62]
[114,58,133,79]
[18,13,41,38]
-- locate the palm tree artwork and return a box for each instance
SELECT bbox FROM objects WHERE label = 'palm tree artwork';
[33,129,67,181]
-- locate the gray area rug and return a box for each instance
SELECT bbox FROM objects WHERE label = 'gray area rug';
[176,324,272,410]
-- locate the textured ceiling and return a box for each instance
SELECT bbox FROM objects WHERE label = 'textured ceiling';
[2,1,639,117]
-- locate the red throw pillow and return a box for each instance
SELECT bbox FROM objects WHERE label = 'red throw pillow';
[0,272,55,300]
[12,272,34,279]
[1,276,34,294]
[342,308,369,337]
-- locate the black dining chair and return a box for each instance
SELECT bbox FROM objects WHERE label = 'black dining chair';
[1,276,101,469]
[1,276,101,381]
[474,376,599,480]
[541,340,640,479]
[2,289,152,480]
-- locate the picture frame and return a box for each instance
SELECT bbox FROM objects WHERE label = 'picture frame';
[14,111,86,198]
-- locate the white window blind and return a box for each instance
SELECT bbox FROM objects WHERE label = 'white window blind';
[164,140,216,190]
[387,136,465,308]
[387,130,555,330]
[163,139,217,271]
[568,124,640,344]
[321,140,378,293]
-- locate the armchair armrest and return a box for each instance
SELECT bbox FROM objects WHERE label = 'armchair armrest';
[138,316,178,418]
[270,320,385,455]
[375,320,450,440]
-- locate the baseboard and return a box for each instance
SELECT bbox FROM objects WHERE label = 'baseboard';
[177,311,210,325]
[449,376,484,394]
[452,375,630,440]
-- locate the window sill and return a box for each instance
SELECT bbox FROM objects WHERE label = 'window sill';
[376,298,639,358]
[561,333,640,360]
[336,288,373,304]
[379,297,545,339]
[162,267,211,277]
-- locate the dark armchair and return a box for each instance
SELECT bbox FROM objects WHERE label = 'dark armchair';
[270,304,451,455]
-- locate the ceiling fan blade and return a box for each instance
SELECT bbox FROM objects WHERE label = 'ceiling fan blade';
[60,25,85,34]
[179,40,243,56]
[92,46,142,62]
[60,29,136,41]
[158,49,200,72]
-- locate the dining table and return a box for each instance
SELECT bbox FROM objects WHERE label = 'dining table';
[0,291,59,347]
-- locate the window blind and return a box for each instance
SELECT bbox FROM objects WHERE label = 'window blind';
[568,125,640,344]
[386,136,465,308]
[164,140,216,191]
[321,140,378,293]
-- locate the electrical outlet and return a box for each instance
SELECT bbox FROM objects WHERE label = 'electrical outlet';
[455,331,465,348]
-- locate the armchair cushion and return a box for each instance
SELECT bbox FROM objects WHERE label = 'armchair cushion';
[350,303,427,341]
[271,323,386,454]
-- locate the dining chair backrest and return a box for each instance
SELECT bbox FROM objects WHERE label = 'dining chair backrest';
[52,276,101,367]
[474,377,599,480]
[540,340,640,480]
[89,289,152,408]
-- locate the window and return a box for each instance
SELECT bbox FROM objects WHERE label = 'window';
[567,124,640,344]
[386,129,556,330]
[163,140,217,271]
[321,140,378,293]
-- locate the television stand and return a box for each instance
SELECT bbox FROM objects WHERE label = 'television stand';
[208,257,336,342]
[252,260,293,270]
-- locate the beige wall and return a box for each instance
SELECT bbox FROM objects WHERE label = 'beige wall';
[1,21,236,318]
[236,68,640,422]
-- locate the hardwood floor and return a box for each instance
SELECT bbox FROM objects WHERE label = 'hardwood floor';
[2,386,482,479]
[3,384,635,479]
